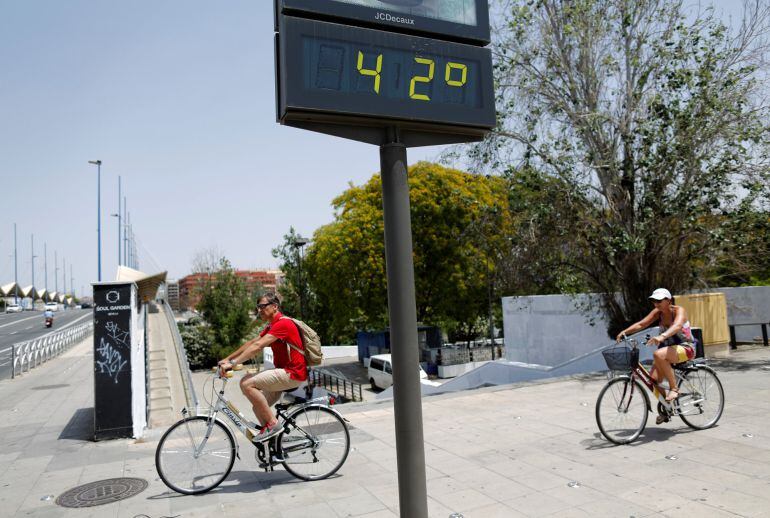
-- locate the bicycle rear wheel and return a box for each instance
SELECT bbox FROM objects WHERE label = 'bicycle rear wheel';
[155,416,236,494]
[596,376,649,445]
[678,366,724,430]
[279,406,350,481]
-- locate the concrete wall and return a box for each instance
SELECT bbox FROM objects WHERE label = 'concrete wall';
[502,293,610,366]
[503,286,770,366]
[719,286,770,342]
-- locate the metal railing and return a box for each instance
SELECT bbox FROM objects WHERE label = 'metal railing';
[729,322,769,349]
[310,369,364,402]
[3,321,94,379]
[436,344,505,366]
[162,300,199,410]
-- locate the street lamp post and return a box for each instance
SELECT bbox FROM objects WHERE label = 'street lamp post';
[111,204,122,269]
[31,234,37,308]
[13,223,19,305]
[291,236,309,319]
[88,159,102,281]
[123,196,128,265]
[116,175,122,265]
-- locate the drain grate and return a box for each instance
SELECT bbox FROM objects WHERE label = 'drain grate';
[55,478,148,508]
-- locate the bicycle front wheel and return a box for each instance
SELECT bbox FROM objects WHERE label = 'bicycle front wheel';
[596,376,649,445]
[678,366,724,430]
[155,416,236,494]
[279,406,350,481]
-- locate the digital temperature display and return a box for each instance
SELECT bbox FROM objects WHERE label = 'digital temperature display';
[277,16,495,143]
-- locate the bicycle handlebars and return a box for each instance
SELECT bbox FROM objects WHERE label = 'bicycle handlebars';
[211,363,244,378]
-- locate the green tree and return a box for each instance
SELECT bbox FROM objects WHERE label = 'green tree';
[196,257,256,355]
[301,162,515,343]
[471,0,770,336]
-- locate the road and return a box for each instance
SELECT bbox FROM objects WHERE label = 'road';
[0,309,91,350]
[0,309,92,379]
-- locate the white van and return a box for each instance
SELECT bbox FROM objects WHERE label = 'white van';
[368,353,428,390]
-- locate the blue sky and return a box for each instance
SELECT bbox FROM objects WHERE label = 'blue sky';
[0,0,745,295]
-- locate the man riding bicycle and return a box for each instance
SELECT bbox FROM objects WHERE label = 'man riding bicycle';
[218,292,307,440]
[616,288,695,424]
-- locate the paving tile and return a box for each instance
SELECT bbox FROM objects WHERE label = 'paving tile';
[576,496,656,517]
[661,500,747,517]
[327,488,388,517]
[461,501,528,518]
[503,491,574,517]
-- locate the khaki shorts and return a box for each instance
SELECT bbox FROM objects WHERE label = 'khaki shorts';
[243,369,301,407]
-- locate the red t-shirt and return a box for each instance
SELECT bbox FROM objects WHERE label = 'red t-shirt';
[260,312,308,381]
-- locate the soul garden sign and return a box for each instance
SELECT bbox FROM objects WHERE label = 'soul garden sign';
[274,2,494,516]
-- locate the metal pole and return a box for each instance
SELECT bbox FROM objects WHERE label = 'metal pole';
[488,254,494,360]
[118,176,122,266]
[44,243,48,292]
[54,250,58,293]
[89,160,102,281]
[63,258,66,295]
[127,212,131,268]
[31,235,37,307]
[296,244,304,319]
[379,136,428,518]
[70,265,74,297]
[123,197,128,265]
[98,162,102,281]
[13,223,18,305]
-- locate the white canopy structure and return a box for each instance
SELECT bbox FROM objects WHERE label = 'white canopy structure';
[1,282,20,297]
[19,285,38,300]
[115,266,167,303]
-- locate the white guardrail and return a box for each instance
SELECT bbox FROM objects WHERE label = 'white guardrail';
[10,321,94,378]
[162,300,199,409]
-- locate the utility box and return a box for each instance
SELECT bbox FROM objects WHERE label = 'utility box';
[676,292,730,357]
[92,282,147,440]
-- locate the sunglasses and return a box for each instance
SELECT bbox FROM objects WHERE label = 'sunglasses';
[256,302,273,310]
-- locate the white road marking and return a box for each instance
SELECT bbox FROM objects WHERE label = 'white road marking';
[0,315,39,329]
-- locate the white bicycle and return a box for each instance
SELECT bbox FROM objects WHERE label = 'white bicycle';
[155,365,350,494]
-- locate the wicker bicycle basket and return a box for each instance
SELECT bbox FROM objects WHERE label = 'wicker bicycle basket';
[602,346,639,372]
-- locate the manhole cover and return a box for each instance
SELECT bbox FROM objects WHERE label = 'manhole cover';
[31,384,70,390]
[55,478,147,508]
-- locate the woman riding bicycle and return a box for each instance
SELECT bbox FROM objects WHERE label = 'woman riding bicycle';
[616,288,695,424]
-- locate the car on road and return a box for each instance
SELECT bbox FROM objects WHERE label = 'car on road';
[5,303,22,313]
[44,302,59,312]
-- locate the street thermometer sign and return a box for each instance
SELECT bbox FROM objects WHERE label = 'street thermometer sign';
[273,3,494,516]
[274,0,495,146]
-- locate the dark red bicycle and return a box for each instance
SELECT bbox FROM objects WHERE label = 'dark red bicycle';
[595,336,724,445]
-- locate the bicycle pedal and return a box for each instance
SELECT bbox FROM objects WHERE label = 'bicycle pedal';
[271,455,286,463]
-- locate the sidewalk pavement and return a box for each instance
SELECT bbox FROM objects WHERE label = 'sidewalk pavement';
[1,337,769,518]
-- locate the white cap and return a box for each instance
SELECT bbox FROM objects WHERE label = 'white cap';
[648,288,672,301]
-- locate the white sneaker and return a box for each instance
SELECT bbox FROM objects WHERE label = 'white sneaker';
[252,422,281,442]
